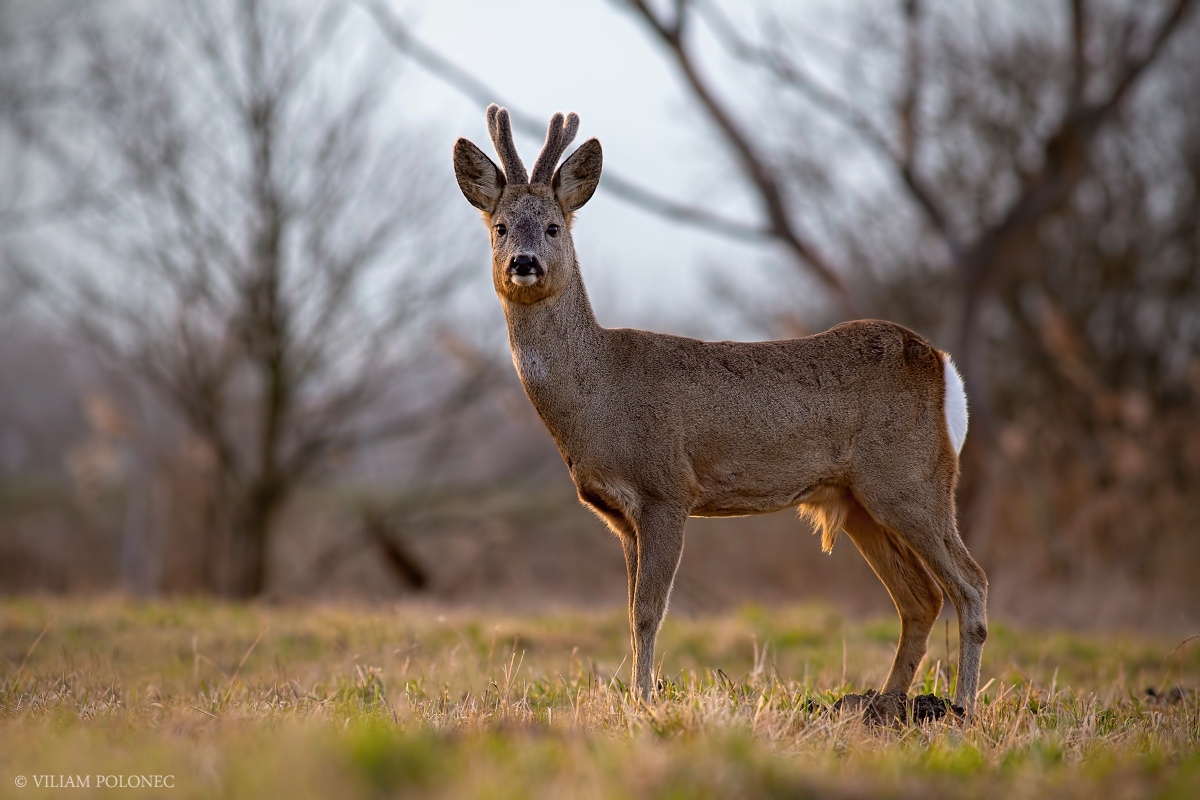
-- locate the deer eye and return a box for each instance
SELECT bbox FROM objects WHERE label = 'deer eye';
[495,223,507,236]
[546,224,560,237]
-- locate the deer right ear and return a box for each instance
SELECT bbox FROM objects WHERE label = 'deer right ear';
[552,138,602,212]
[453,138,505,212]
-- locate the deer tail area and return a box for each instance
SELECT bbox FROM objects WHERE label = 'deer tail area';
[942,352,969,455]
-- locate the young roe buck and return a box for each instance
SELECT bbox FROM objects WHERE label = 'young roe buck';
[452,105,988,713]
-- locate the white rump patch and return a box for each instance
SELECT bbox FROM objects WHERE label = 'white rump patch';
[942,352,969,454]
[510,274,539,286]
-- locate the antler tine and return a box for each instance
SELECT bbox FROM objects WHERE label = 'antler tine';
[486,103,528,185]
[531,111,581,185]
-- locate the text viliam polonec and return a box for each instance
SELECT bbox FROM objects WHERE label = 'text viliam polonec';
[15,774,175,789]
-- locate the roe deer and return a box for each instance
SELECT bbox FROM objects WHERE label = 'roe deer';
[452,105,988,713]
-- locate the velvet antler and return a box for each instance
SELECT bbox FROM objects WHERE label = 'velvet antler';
[530,111,581,185]
[486,103,528,185]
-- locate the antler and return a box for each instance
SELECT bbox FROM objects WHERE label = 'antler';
[530,111,580,185]
[487,104,528,184]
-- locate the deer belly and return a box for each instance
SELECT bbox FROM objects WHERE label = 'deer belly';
[689,472,818,517]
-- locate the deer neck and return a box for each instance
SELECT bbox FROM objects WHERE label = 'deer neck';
[502,272,604,427]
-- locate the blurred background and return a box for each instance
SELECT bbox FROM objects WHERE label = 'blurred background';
[1,0,1197,630]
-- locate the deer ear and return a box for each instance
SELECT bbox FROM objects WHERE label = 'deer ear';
[552,138,602,212]
[453,138,505,212]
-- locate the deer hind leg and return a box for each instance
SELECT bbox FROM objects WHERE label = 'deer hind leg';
[631,503,687,701]
[937,524,989,711]
[860,487,988,713]
[841,498,943,695]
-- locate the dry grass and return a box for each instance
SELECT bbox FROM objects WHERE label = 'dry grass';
[0,598,1197,799]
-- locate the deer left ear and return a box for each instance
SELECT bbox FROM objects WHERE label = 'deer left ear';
[453,138,506,212]
[552,138,602,212]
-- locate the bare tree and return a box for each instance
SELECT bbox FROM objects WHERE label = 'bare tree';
[0,2,79,317]
[976,21,1200,588]
[13,0,469,597]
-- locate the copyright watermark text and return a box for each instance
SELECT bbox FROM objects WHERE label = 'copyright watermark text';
[14,774,175,789]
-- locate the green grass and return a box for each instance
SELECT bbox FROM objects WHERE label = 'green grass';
[1,598,1197,799]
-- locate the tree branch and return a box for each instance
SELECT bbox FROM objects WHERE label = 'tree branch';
[1068,0,1088,107]
[1107,0,1195,111]
[695,0,962,263]
[623,0,860,312]
[898,0,922,167]
[962,0,1197,293]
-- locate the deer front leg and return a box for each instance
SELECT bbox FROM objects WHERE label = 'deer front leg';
[631,504,687,700]
[620,531,638,657]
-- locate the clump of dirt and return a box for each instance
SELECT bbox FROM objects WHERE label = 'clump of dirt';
[828,690,964,725]
[911,693,964,722]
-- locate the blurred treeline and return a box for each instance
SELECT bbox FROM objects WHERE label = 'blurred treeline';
[0,0,1197,630]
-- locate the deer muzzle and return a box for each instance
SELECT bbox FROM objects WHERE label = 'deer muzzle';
[508,255,544,286]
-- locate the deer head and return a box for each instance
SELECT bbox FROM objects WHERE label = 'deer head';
[453,105,603,305]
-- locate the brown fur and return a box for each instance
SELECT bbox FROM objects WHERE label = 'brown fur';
[452,107,989,714]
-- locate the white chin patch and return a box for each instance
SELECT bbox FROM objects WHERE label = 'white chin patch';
[510,274,539,287]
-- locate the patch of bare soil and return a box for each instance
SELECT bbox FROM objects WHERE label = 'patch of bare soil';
[827,690,964,725]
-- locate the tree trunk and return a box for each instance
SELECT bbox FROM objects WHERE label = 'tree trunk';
[210,481,285,598]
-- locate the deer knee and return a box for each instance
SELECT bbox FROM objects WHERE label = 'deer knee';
[960,604,987,645]
[634,604,664,635]
[950,584,988,646]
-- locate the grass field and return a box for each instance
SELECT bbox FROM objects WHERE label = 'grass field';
[1,598,1197,799]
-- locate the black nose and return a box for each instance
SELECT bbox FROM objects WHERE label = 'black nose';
[508,255,543,276]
